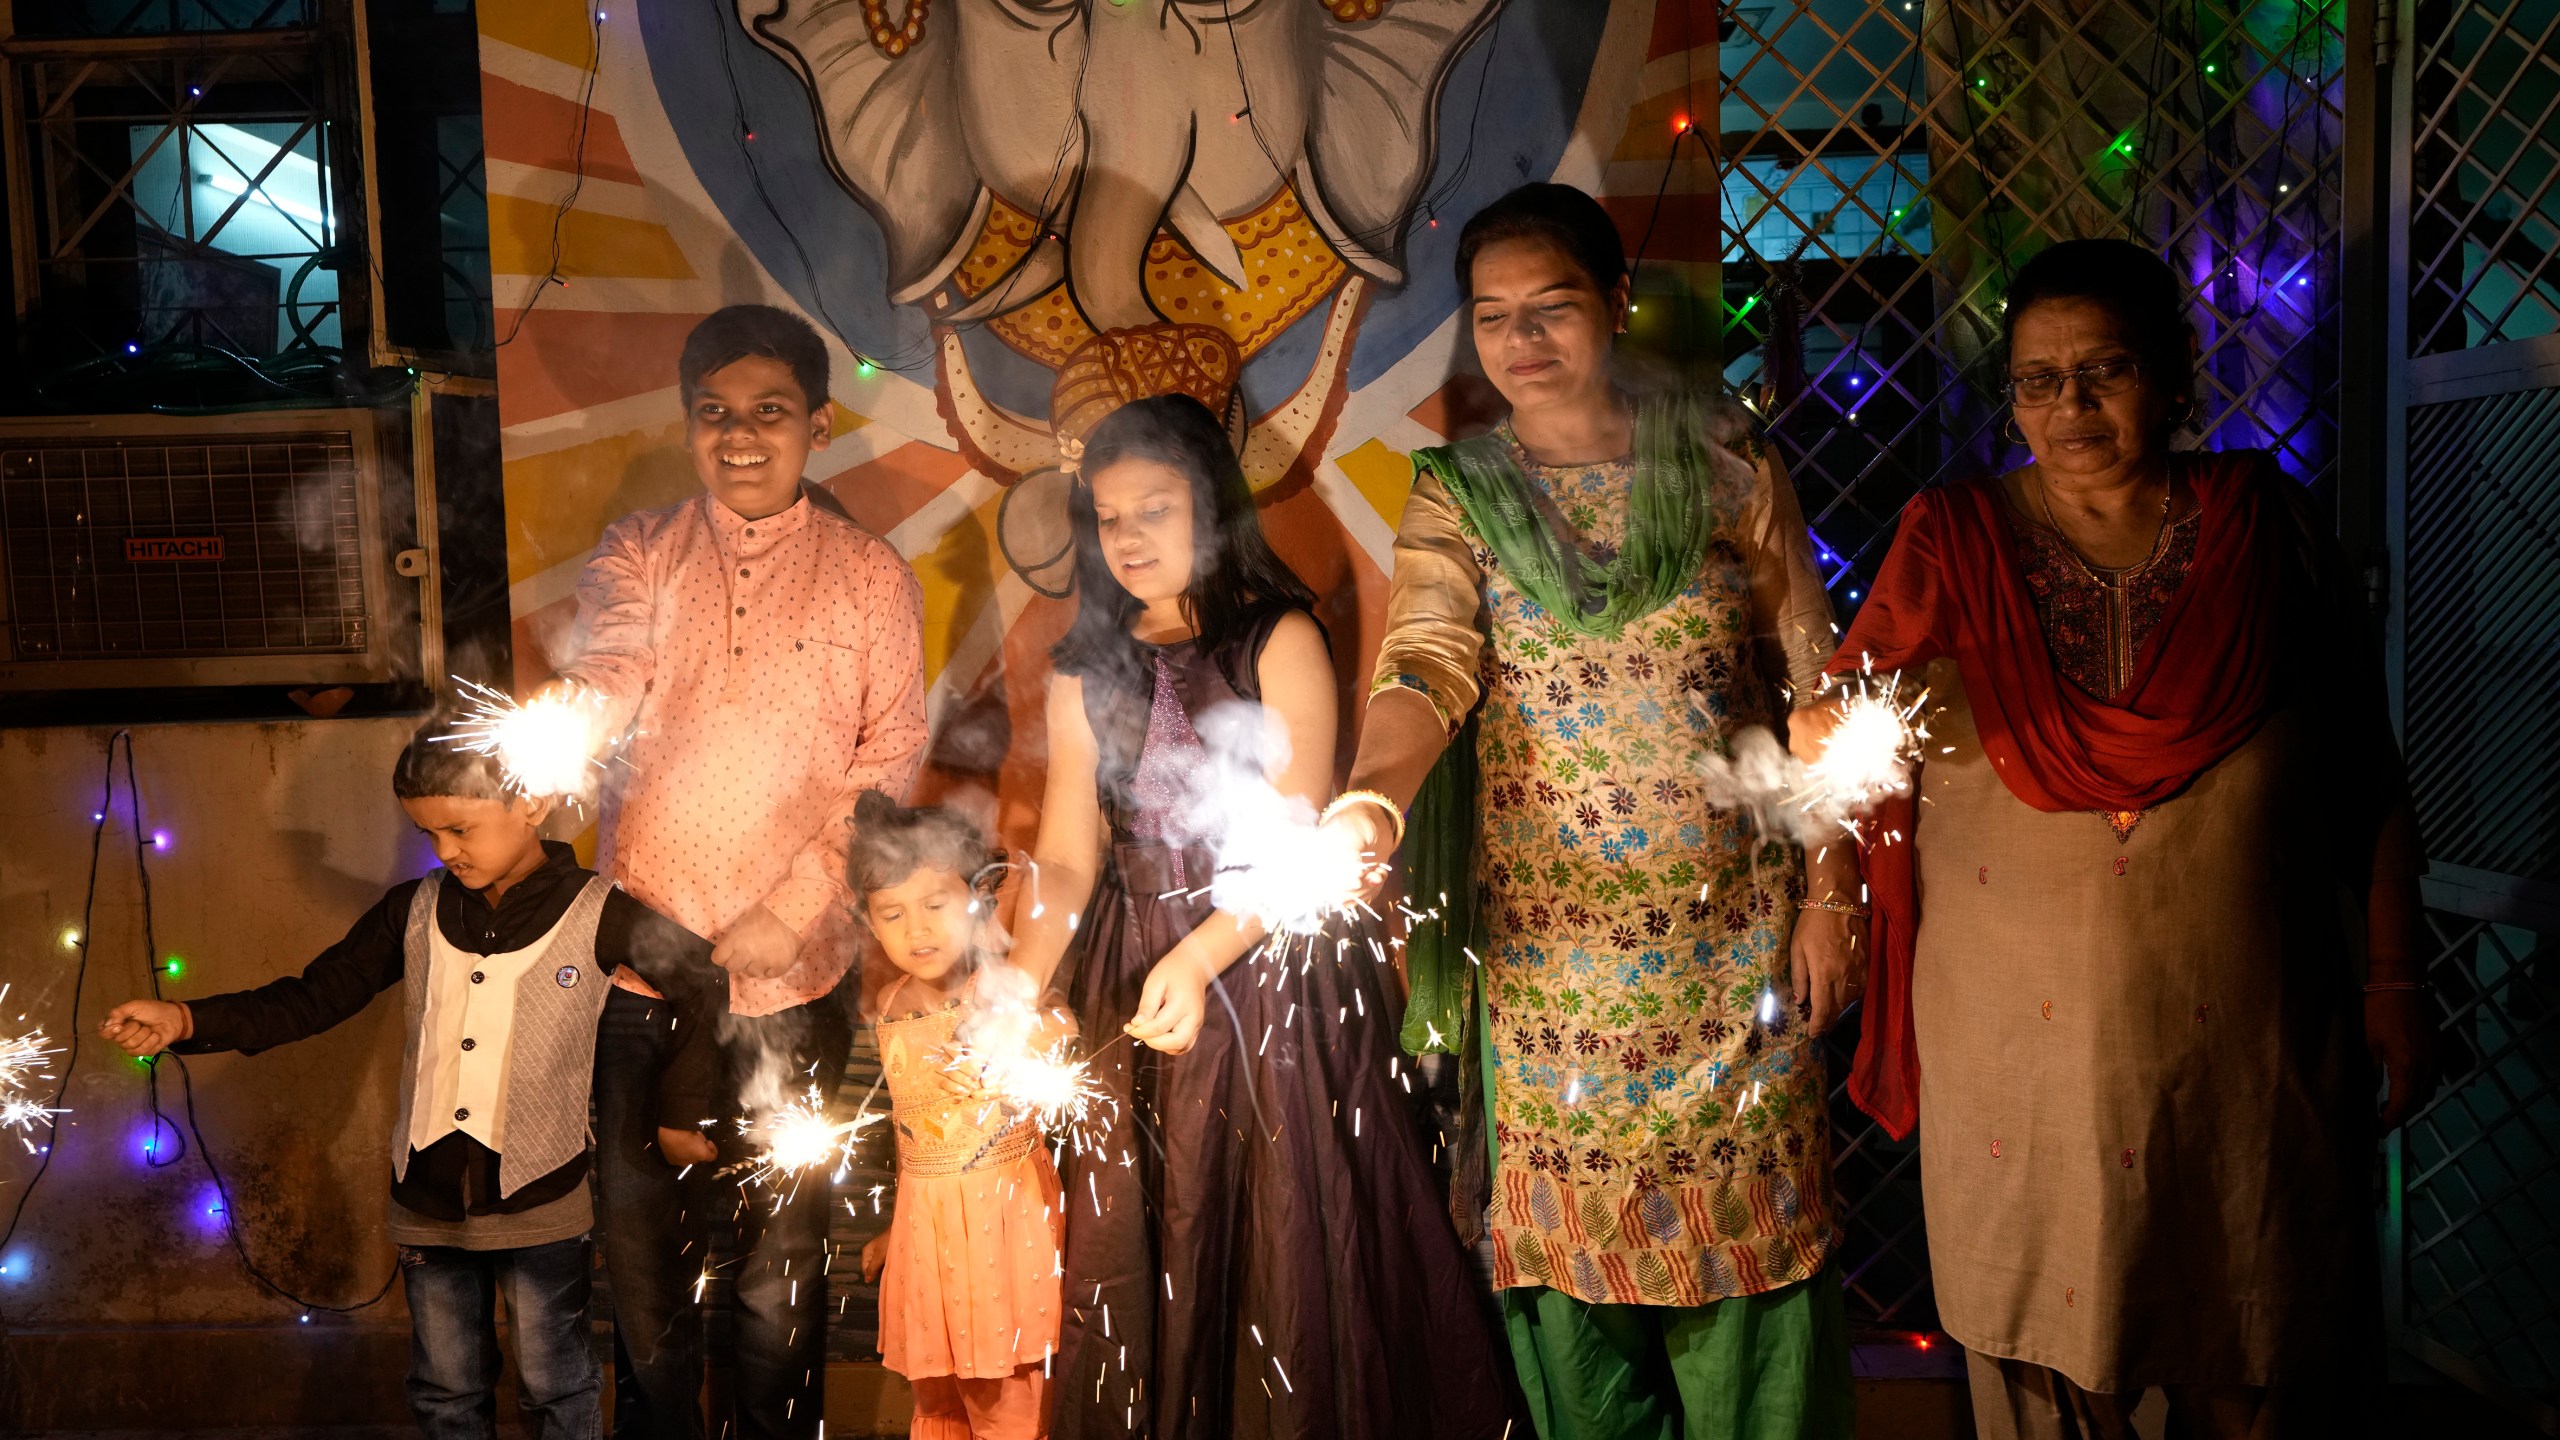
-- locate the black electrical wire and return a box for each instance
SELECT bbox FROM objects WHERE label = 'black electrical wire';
[496,1,604,348]
[0,731,396,1317]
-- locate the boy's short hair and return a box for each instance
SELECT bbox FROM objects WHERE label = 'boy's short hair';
[678,305,830,413]
[392,715,511,803]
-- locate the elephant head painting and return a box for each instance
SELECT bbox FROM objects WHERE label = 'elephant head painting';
[740,0,1500,487]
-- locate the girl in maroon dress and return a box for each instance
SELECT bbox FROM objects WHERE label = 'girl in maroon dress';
[1007,393,1511,1440]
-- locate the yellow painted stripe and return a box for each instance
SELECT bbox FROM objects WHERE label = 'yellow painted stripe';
[505,409,872,584]
[910,486,1013,689]
[1334,438,1417,527]
[488,193,695,281]
[478,1,599,71]
[502,421,696,583]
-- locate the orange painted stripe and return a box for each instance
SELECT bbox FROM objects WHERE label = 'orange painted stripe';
[493,308,709,427]
[819,440,975,541]
[1601,193,1719,263]
[487,194,695,280]
[480,75,643,187]
[1257,480,1387,761]
[1648,0,1717,62]
[1406,373,1506,442]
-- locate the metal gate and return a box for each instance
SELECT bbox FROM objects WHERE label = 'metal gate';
[2383,0,2560,1425]
[1682,0,2359,1336]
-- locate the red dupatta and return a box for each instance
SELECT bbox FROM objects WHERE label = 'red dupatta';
[1830,450,2285,1138]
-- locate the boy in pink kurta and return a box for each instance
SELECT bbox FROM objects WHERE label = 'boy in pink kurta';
[552,305,928,1440]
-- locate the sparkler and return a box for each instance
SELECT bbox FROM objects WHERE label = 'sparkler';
[434,677,611,799]
[949,1032,1118,1146]
[1795,667,1930,834]
[0,1031,62,1139]
[1211,811,1384,939]
[1693,658,1931,843]
[742,1086,881,1191]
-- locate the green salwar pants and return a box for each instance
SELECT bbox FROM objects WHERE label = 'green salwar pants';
[1499,1268,1854,1440]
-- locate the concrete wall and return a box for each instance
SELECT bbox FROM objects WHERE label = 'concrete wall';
[0,719,424,1427]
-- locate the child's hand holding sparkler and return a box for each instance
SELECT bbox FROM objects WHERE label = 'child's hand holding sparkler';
[860,1231,889,1284]
[100,999,191,1057]
[1126,950,1217,1054]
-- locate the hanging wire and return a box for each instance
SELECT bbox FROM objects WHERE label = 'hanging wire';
[495,3,604,348]
[0,732,396,1316]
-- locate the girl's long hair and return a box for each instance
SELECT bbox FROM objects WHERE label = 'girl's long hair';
[1049,393,1317,696]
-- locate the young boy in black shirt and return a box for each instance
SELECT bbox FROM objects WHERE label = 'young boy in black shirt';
[102,720,725,1440]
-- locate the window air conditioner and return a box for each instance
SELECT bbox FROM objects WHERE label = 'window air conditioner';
[0,408,411,690]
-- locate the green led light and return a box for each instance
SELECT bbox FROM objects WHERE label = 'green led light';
[164,956,184,979]
[1976,77,1988,88]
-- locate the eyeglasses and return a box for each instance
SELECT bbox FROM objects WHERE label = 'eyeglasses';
[2006,357,2143,407]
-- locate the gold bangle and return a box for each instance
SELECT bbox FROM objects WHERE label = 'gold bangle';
[1798,898,1871,918]
[1320,789,1406,847]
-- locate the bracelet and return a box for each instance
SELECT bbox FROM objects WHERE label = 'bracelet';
[2362,980,2429,994]
[1319,789,1406,847]
[1798,898,1871,918]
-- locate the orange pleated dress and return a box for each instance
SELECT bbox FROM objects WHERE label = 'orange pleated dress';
[876,994,1066,1382]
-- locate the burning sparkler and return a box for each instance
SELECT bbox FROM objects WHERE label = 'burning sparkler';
[0,1031,62,1139]
[946,963,1115,1149]
[1795,667,1930,834]
[743,1086,880,1191]
[1211,812,1384,939]
[434,677,611,800]
[1693,658,1930,844]
[949,1033,1117,1147]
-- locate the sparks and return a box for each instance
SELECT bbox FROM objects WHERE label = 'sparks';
[1211,803,1383,939]
[743,1087,880,1191]
[0,1032,62,1133]
[950,1034,1116,1148]
[1799,669,1930,828]
[434,676,612,799]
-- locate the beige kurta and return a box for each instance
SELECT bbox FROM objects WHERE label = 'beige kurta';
[1910,661,2375,1391]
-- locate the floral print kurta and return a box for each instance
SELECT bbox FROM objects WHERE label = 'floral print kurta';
[1374,402,1839,1307]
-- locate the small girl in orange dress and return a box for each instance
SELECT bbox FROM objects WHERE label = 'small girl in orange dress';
[849,791,1068,1440]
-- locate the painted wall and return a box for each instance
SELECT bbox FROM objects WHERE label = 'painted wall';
[0,720,422,1422]
[478,0,1721,848]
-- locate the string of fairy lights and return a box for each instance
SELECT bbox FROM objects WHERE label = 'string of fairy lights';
[1,731,397,1319]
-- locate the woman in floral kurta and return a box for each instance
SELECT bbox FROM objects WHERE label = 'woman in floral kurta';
[1322,183,1857,1438]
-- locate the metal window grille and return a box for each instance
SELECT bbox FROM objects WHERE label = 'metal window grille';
[2406,0,2560,357]
[2,26,348,374]
[1690,0,2350,1334]
[2389,1,2560,1414]
[7,0,317,36]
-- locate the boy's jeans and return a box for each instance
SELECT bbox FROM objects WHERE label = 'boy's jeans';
[401,1235,600,1440]
[596,985,850,1440]
[596,987,709,1440]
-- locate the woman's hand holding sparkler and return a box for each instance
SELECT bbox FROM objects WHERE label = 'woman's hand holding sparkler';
[1126,949,1217,1054]
[100,999,191,1057]
[1314,801,1398,908]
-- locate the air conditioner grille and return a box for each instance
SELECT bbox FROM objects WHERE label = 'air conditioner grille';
[1,433,370,660]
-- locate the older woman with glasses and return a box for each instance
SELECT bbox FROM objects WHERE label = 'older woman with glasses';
[1795,239,2437,1440]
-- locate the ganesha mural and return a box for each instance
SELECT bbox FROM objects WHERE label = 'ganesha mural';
[737,0,1503,491]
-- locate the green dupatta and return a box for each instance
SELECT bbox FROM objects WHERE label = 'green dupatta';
[1399,389,1738,1060]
